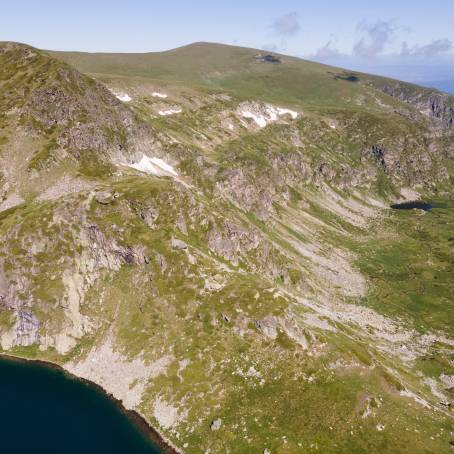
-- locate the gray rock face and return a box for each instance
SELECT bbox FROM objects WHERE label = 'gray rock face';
[171,237,188,250]
[317,162,337,181]
[215,168,274,218]
[0,305,41,350]
[95,191,113,205]
[371,80,454,127]
[208,220,260,266]
[255,316,279,339]
[0,216,153,353]
[0,266,41,348]
[140,207,160,229]
[14,310,40,346]
[84,224,147,266]
[0,263,8,301]
[176,215,188,235]
[428,95,454,126]
[360,141,448,187]
[155,253,168,272]
[367,145,401,173]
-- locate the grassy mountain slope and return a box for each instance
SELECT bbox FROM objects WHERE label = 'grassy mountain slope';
[0,42,453,453]
[48,42,392,109]
[49,42,454,118]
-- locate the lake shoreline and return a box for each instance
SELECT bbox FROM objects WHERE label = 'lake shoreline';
[0,353,179,454]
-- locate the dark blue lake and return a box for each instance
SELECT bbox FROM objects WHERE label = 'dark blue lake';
[390,201,433,211]
[0,356,164,454]
[390,199,454,211]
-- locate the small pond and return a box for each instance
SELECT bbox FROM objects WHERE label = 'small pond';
[390,201,434,211]
[390,199,454,211]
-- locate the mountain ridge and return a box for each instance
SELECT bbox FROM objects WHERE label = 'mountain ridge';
[0,41,453,453]
[46,41,454,98]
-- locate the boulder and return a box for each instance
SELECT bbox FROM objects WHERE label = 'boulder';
[95,191,113,205]
[210,418,222,431]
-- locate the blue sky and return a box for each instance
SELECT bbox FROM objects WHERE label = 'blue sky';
[2,0,454,88]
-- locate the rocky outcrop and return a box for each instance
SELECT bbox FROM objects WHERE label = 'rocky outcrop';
[365,145,401,173]
[0,42,153,165]
[1,40,454,453]
[360,141,449,187]
[0,266,41,350]
[208,220,260,266]
[214,168,275,217]
[369,79,454,127]
[0,217,149,354]
[0,308,40,350]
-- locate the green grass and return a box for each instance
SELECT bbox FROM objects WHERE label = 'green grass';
[357,203,454,336]
[1,41,453,454]
[27,138,58,170]
[48,42,393,112]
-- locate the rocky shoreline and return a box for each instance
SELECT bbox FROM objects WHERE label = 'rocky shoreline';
[0,353,178,454]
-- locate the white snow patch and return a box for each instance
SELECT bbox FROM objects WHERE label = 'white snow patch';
[128,155,178,177]
[152,91,168,98]
[108,88,132,102]
[158,107,182,116]
[240,110,268,128]
[117,93,131,102]
[239,104,298,128]
[265,106,279,122]
[276,107,298,119]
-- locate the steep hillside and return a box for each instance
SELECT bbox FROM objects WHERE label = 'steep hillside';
[1,42,453,453]
[0,42,156,210]
[364,75,454,127]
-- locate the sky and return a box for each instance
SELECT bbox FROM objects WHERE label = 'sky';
[2,0,454,91]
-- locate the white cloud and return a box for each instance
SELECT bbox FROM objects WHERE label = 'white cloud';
[314,40,340,58]
[401,39,453,57]
[353,20,397,57]
[271,12,300,37]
